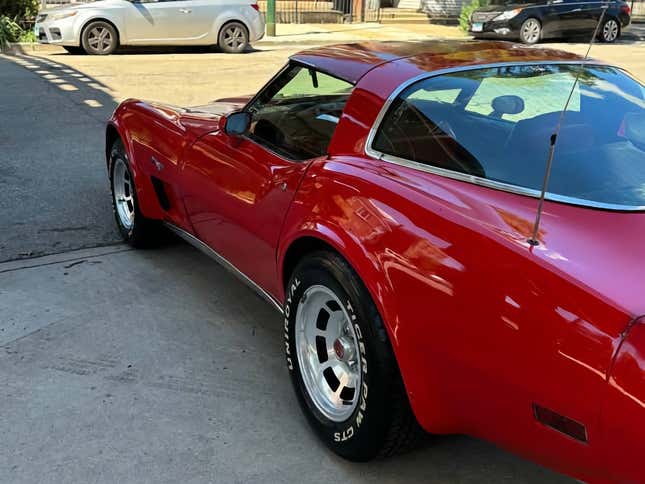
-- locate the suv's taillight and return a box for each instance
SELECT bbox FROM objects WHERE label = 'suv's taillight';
[251,3,260,11]
[621,4,631,14]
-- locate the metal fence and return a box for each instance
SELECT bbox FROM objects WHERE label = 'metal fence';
[258,0,381,23]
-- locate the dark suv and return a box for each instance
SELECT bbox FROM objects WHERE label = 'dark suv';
[469,0,631,44]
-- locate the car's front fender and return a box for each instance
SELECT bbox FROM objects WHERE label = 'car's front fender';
[71,9,126,45]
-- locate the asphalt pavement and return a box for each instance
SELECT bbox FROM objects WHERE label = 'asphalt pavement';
[0,244,571,484]
[0,54,120,262]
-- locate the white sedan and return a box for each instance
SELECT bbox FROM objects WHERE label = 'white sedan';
[35,0,265,55]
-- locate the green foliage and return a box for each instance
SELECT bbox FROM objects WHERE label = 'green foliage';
[0,15,22,49]
[460,0,489,32]
[0,14,37,49]
[19,29,36,43]
[0,0,39,19]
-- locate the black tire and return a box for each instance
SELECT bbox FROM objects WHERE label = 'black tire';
[284,251,424,461]
[599,17,620,43]
[81,21,118,55]
[109,139,161,248]
[218,21,249,53]
[519,17,541,44]
[63,46,85,55]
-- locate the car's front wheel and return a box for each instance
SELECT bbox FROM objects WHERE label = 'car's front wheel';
[82,21,118,55]
[218,22,249,53]
[599,18,620,43]
[519,18,541,44]
[284,251,423,461]
[109,139,160,247]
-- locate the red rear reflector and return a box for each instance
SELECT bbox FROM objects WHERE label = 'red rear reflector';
[533,404,588,443]
[251,3,260,10]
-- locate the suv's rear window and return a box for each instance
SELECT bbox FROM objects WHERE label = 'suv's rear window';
[372,64,645,208]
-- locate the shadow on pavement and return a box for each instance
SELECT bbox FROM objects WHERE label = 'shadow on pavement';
[0,52,121,262]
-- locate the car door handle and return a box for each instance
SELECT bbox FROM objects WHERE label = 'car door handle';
[179,8,192,13]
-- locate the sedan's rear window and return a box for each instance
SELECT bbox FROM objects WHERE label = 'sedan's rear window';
[371,64,645,209]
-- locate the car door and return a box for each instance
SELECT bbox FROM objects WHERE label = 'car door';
[180,64,354,296]
[548,0,606,36]
[572,0,609,34]
[162,0,221,41]
[541,0,582,37]
[124,0,207,43]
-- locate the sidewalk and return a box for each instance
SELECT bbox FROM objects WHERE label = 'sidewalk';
[257,22,466,45]
[6,22,467,54]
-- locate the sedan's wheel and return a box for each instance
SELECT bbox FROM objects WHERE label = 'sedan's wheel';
[82,21,118,55]
[109,139,160,247]
[600,18,620,43]
[519,18,541,44]
[284,251,424,461]
[218,22,249,53]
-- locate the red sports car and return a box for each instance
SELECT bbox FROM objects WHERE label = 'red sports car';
[106,41,645,482]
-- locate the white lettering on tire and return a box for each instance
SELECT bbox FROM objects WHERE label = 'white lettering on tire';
[335,297,368,441]
[284,277,300,371]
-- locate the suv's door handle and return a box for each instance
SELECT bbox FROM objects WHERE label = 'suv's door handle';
[179,8,192,13]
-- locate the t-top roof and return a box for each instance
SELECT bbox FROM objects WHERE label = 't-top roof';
[290,40,587,84]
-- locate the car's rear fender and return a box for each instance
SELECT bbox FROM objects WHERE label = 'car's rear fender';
[213,8,260,43]
[597,315,645,483]
[277,157,457,433]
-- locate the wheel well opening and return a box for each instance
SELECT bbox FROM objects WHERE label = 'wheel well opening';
[282,237,338,289]
[105,125,120,169]
[81,18,121,45]
[218,19,250,41]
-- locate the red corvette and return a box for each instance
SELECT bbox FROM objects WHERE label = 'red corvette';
[106,41,645,482]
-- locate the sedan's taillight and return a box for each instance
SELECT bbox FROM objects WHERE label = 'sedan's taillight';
[621,4,631,14]
[251,3,260,11]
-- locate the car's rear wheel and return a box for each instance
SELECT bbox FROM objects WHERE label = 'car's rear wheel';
[218,22,249,53]
[284,251,424,461]
[63,46,84,55]
[519,18,541,44]
[82,21,118,55]
[599,18,620,43]
[109,139,160,247]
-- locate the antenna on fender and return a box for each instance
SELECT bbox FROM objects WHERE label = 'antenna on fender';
[527,3,609,246]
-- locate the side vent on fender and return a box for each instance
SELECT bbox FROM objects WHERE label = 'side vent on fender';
[150,176,171,211]
[533,403,588,443]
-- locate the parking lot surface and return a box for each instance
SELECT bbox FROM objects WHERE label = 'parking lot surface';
[1,33,643,482]
[0,245,571,483]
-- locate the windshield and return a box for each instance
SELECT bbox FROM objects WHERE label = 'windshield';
[372,64,645,209]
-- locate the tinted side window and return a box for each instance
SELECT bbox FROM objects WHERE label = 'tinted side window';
[371,64,645,207]
[247,65,353,161]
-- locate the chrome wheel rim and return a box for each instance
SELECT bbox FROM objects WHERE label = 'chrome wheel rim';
[223,25,246,50]
[603,20,618,41]
[295,285,362,422]
[88,26,113,53]
[113,158,135,230]
[522,19,540,43]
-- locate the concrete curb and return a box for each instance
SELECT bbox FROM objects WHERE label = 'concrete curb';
[2,42,64,54]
